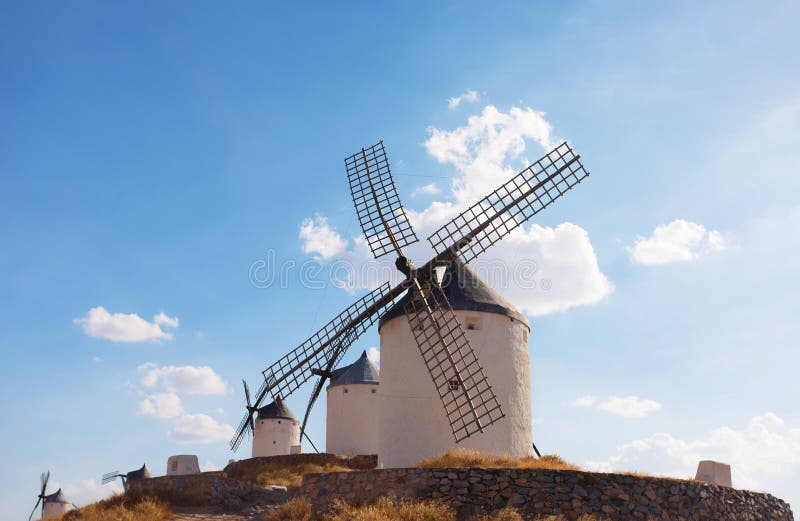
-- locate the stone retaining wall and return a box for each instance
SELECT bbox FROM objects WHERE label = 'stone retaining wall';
[126,472,286,510]
[301,468,794,520]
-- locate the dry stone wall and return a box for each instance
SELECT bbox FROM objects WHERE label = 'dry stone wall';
[126,472,286,510]
[301,467,794,521]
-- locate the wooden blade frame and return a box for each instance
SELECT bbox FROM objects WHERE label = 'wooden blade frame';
[346,141,418,259]
[427,142,589,264]
[404,279,505,442]
[230,282,404,452]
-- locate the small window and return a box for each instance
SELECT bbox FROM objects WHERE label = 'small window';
[448,379,460,391]
[343,388,348,394]
[465,317,481,331]
[371,389,376,394]
[278,420,281,424]
[171,461,178,472]
[273,440,276,444]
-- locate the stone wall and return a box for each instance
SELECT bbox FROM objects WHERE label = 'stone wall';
[301,468,794,521]
[126,472,286,510]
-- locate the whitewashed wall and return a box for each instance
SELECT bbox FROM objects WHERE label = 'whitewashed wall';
[377,310,532,468]
[252,417,300,457]
[42,501,73,518]
[327,383,380,456]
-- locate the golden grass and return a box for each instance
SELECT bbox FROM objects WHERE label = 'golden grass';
[417,449,580,472]
[232,460,353,489]
[263,497,315,521]
[55,495,170,521]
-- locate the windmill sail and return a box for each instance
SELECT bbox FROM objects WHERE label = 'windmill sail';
[427,142,589,264]
[230,282,403,451]
[346,141,418,259]
[404,279,504,442]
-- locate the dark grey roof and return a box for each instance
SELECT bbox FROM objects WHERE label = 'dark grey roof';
[43,489,70,504]
[379,256,529,328]
[257,397,298,421]
[329,350,379,387]
[127,464,151,481]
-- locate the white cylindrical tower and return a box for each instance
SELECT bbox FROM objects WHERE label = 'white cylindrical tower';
[252,398,301,457]
[377,258,532,468]
[42,489,74,518]
[326,350,380,456]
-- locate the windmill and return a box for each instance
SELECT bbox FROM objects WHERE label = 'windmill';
[101,464,151,489]
[28,471,75,521]
[231,140,589,453]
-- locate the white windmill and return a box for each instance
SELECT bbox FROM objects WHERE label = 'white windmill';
[28,471,75,520]
[230,140,590,467]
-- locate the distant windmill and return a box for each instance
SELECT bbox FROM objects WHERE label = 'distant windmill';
[101,464,151,489]
[230,140,589,453]
[28,471,75,521]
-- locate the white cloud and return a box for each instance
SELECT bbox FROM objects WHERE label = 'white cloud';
[299,214,347,260]
[412,183,441,197]
[54,478,121,507]
[571,395,597,407]
[586,413,800,495]
[596,395,663,418]
[630,219,726,265]
[201,459,221,472]
[137,392,184,419]
[366,347,380,366]
[153,312,179,328]
[425,105,557,204]
[138,363,227,395]
[447,90,479,110]
[168,413,235,444]
[74,307,179,343]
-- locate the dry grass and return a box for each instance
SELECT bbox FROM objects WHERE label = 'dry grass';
[232,460,353,489]
[54,494,170,521]
[417,449,580,472]
[264,498,539,521]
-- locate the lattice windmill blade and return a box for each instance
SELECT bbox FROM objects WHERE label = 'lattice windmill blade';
[230,281,405,451]
[101,471,121,485]
[427,142,589,265]
[346,141,418,259]
[40,471,49,495]
[298,328,357,445]
[404,279,505,442]
[28,496,42,521]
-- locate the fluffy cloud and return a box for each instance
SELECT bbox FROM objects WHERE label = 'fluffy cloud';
[138,363,227,395]
[74,307,179,343]
[300,105,612,317]
[366,347,380,366]
[412,183,441,197]
[571,395,597,407]
[447,90,479,110]
[425,105,557,204]
[596,395,663,418]
[571,395,662,418]
[630,219,726,265]
[53,478,121,506]
[299,214,347,260]
[585,413,800,495]
[168,413,235,444]
[137,392,184,419]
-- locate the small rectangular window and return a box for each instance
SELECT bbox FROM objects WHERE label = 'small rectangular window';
[343,388,348,393]
[465,317,481,331]
[171,461,178,471]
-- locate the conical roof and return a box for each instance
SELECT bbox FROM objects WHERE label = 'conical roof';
[329,350,379,387]
[257,397,298,421]
[43,488,70,504]
[127,464,151,481]
[379,256,529,328]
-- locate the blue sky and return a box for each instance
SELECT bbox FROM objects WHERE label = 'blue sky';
[2,1,799,518]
